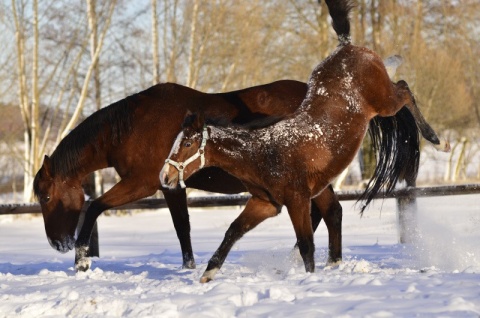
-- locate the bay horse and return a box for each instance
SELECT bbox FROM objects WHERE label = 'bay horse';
[33,5,446,273]
[161,0,447,282]
[33,79,311,271]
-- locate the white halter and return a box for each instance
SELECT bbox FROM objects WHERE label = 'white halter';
[165,126,209,188]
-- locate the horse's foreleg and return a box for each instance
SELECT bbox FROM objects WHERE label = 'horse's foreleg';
[74,214,99,268]
[293,200,322,250]
[312,186,342,265]
[74,200,108,272]
[293,186,336,248]
[200,197,280,283]
[285,195,315,273]
[162,189,195,269]
[74,178,158,271]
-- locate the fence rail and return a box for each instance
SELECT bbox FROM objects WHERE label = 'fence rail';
[1,183,479,258]
[1,184,479,215]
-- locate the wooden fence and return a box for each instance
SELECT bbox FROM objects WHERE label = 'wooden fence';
[1,183,479,252]
[1,184,479,215]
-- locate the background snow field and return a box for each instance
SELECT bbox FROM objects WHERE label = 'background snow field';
[1,194,479,317]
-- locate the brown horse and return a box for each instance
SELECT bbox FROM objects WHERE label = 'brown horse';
[161,0,446,282]
[33,79,311,271]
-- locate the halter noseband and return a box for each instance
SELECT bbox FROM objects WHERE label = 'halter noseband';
[165,126,209,188]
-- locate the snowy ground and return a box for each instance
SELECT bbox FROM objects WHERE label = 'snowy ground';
[1,194,479,317]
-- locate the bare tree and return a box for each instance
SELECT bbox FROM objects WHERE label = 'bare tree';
[2,0,480,202]
[60,0,116,139]
[11,0,37,201]
[9,0,117,201]
[151,0,160,84]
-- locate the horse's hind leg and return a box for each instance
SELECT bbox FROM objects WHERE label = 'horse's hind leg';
[312,186,342,265]
[397,81,437,143]
[200,197,280,283]
[396,80,449,151]
[163,189,195,269]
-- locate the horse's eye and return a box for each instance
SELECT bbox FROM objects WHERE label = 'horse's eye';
[184,141,192,147]
[42,196,50,203]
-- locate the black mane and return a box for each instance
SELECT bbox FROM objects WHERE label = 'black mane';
[49,96,135,177]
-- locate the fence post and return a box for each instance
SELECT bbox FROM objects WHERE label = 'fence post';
[396,181,418,244]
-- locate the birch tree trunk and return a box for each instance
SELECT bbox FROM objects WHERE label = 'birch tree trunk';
[12,0,37,202]
[163,0,179,83]
[86,0,104,197]
[151,0,160,84]
[453,137,468,182]
[30,0,39,187]
[186,0,199,88]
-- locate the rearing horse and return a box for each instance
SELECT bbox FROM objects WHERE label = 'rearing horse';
[33,0,446,272]
[161,0,444,282]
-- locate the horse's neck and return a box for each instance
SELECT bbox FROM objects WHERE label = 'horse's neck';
[207,127,256,175]
[52,139,109,180]
[79,152,108,177]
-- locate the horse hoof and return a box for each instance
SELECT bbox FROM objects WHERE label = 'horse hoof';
[200,268,218,283]
[326,259,342,267]
[199,276,212,283]
[434,139,451,152]
[75,257,91,272]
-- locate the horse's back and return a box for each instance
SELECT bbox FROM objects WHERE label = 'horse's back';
[215,80,308,121]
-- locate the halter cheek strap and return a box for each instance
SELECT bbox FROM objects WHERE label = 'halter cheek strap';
[165,126,209,188]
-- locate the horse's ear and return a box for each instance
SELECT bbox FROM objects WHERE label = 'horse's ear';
[183,111,205,130]
[182,111,197,129]
[194,111,205,130]
[42,155,52,178]
[184,109,193,118]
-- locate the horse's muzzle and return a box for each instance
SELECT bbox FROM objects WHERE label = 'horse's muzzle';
[160,163,178,189]
[48,236,75,253]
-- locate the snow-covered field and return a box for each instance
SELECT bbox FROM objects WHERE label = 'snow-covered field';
[1,194,479,317]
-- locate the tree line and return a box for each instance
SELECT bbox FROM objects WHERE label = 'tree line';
[1,0,479,202]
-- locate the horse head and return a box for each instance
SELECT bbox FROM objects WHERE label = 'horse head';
[161,112,208,189]
[33,155,85,253]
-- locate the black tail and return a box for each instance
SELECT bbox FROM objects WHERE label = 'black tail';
[323,0,354,45]
[358,108,421,213]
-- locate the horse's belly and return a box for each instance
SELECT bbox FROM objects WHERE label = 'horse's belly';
[185,167,246,194]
